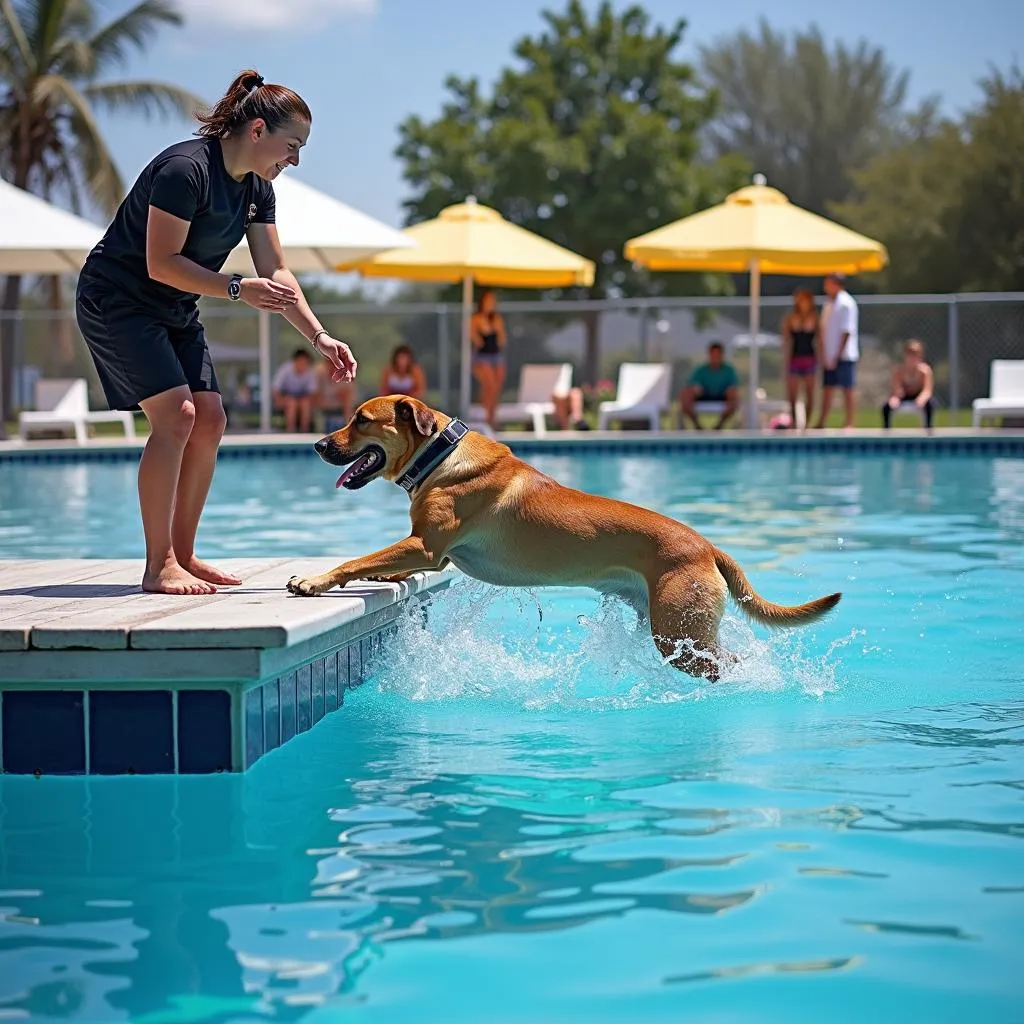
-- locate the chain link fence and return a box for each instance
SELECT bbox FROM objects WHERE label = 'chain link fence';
[3,292,1022,426]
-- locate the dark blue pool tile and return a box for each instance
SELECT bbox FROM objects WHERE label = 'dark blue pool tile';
[2,690,85,775]
[296,663,312,733]
[244,687,264,769]
[263,678,280,752]
[90,690,173,774]
[177,690,232,774]
[324,649,339,712]
[312,657,326,724]
[337,647,349,702]
[349,640,363,688]
[279,671,297,743]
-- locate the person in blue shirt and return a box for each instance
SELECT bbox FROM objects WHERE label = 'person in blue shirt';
[680,342,740,429]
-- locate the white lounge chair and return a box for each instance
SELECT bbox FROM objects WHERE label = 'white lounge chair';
[598,362,672,431]
[972,360,1024,427]
[685,388,792,430]
[18,378,136,444]
[469,362,573,436]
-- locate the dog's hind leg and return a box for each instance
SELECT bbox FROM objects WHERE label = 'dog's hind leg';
[649,564,730,681]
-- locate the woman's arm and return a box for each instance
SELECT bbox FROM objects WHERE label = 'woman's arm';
[147,207,296,308]
[412,365,427,398]
[247,222,357,381]
[780,314,792,363]
[918,364,935,404]
[495,314,508,348]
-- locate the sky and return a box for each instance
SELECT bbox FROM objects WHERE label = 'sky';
[81,0,1024,232]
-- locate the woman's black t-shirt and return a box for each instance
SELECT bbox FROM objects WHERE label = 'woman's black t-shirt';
[84,136,275,314]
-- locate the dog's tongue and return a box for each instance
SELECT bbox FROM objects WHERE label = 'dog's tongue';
[336,449,379,488]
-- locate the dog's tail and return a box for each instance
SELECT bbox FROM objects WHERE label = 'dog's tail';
[714,548,841,628]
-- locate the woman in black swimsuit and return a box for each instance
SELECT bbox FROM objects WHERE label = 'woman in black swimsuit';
[75,70,357,595]
[883,339,935,430]
[780,288,821,428]
[469,288,507,428]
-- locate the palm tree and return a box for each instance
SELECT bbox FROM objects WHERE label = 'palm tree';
[0,0,205,423]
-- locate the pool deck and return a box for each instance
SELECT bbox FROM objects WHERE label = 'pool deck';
[0,557,454,775]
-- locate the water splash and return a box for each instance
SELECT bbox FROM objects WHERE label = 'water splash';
[368,580,855,710]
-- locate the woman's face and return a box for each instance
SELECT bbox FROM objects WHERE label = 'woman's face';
[480,292,496,314]
[794,292,812,315]
[252,116,309,180]
[394,351,411,372]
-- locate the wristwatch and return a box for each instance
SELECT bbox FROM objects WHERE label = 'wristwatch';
[227,273,243,301]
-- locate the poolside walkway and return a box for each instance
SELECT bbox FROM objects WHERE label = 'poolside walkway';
[0,557,454,775]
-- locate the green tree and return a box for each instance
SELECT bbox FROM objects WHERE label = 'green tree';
[947,65,1024,293]
[699,19,921,218]
[833,64,1024,294]
[396,0,748,383]
[0,0,203,421]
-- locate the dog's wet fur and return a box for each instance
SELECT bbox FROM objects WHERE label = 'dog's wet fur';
[287,397,841,680]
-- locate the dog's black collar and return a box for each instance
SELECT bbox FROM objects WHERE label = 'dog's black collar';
[396,418,470,494]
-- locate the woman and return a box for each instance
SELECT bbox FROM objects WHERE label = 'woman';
[780,288,821,429]
[75,69,357,595]
[883,339,935,430]
[379,344,426,399]
[469,288,506,428]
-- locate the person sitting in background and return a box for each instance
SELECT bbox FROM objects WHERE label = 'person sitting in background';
[883,339,934,431]
[316,358,356,430]
[552,385,589,431]
[679,342,740,429]
[379,344,427,399]
[272,347,319,432]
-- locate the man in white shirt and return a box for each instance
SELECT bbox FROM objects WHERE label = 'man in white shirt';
[273,348,320,432]
[815,273,859,429]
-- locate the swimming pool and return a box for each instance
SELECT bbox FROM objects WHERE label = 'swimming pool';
[1,448,1022,1021]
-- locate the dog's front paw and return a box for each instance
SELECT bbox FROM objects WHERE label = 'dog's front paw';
[287,574,334,597]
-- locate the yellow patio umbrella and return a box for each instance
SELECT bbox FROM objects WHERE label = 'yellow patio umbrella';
[338,197,595,415]
[624,175,888,428]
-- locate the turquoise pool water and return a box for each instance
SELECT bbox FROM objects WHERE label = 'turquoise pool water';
[1,450,1023,1021]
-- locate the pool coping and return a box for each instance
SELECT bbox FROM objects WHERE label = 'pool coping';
[0,558,455,775]
[2,427,1024,461]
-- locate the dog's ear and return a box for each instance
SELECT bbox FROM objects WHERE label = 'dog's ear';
[396,398,438,438]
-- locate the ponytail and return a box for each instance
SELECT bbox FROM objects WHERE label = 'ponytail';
[195,69,311,138]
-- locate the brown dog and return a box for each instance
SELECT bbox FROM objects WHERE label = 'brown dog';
[287,396,841,680]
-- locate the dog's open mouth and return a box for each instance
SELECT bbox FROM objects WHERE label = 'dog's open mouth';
[335,444,386,490]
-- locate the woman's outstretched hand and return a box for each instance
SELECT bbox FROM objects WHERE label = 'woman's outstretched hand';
[314,334,357,382]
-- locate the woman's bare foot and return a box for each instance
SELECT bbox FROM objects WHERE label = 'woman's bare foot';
[180,556,242,586]
[142,563,217,595]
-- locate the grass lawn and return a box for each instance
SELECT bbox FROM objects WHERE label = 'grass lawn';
[0,405,989,440]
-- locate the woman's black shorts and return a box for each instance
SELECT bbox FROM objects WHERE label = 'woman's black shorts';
[76,270,220,412]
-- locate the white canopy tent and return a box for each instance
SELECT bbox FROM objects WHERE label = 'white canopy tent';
[0,180,105,436]
[223,176,413,431]
[0,176,412,433]
[0,178,104,273]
